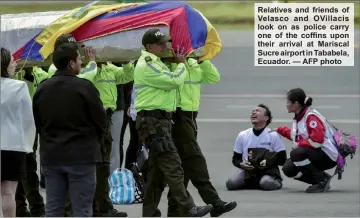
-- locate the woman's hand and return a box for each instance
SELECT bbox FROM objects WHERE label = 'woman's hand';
[268,128,278,133]
[292,142,298,150]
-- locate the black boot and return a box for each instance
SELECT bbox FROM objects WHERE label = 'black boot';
[16,209,31,217]
[96,209,128,217]
[210,201,237,217]
[305,172,332,193]
[188,204,213,217]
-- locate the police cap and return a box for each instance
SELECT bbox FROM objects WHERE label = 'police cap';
[54,34,85,49]
[142,28,171,46]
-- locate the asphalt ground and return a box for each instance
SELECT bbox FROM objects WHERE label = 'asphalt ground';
[36,30,360,217]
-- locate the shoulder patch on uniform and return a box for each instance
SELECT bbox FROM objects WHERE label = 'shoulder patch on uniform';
[309,120,318,128]
[145,56,152,63]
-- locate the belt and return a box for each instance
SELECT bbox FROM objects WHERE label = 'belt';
[138,109,172,119]
[175,108,198,119]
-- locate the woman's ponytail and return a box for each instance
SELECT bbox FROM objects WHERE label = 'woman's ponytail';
[305,97,313,106]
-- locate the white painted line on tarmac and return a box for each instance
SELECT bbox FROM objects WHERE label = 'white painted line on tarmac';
[226,105,254,109]
[197,118,359,124]
[225,105,341,109]
[202,94,360,99]
[311,105,341,109]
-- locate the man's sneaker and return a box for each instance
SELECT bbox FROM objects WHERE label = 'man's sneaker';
[97,209,128,217]
[210,201,237,217]
[188,204,213,217]
[306,172,332,193]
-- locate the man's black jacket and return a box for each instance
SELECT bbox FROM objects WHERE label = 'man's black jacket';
[33,70,107,165]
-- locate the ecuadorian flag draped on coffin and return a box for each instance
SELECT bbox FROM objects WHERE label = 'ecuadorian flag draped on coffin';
[13,1,222,63]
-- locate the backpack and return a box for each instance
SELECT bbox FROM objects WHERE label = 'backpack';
[329,124,357,179]
[108,168,136,204]
[310,109,357,180]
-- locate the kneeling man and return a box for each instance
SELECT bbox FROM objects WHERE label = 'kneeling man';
[226,104,287,191]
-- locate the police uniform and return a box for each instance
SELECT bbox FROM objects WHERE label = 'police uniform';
[13,67,47,217]
[226,127,287,190]
[134,28,213,217]
[165,59,237,217]
[91,62,133,217]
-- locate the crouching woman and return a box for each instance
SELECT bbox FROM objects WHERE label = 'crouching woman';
[273,88,338,193]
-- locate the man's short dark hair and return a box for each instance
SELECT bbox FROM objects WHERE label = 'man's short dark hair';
[53,43,79,70]
[258,104,272,126]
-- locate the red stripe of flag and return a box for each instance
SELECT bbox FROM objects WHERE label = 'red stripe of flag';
[72,7,193,55]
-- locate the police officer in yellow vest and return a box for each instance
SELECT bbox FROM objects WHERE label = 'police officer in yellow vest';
[13,66,48,217]
[49,34,132,217]
[134,28,213,217]
[165,58,237,217]
[90,61,134,217]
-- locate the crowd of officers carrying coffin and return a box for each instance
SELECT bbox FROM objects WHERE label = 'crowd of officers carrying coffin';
[2,26,339,218]
[6,29,238,217]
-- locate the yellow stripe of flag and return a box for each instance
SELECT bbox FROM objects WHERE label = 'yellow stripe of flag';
[193,9,222,61]
[37,3,145,60]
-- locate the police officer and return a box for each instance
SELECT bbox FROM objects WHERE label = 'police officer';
[91,61,134,217]
[134,28,213,217]
[165,58,237,217]
[13,66,48,217]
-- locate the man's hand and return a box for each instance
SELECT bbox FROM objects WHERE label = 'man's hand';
[240,162,254,171]
[127,108,131,117]
[173,45,186,63]
[84,47,96,62]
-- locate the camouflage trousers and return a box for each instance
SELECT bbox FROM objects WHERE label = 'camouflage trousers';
[136,111,195,217]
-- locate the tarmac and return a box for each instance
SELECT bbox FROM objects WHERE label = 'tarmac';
[37,30,360,217]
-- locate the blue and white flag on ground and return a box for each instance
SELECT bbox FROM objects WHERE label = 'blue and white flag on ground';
[109,168,136,204]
